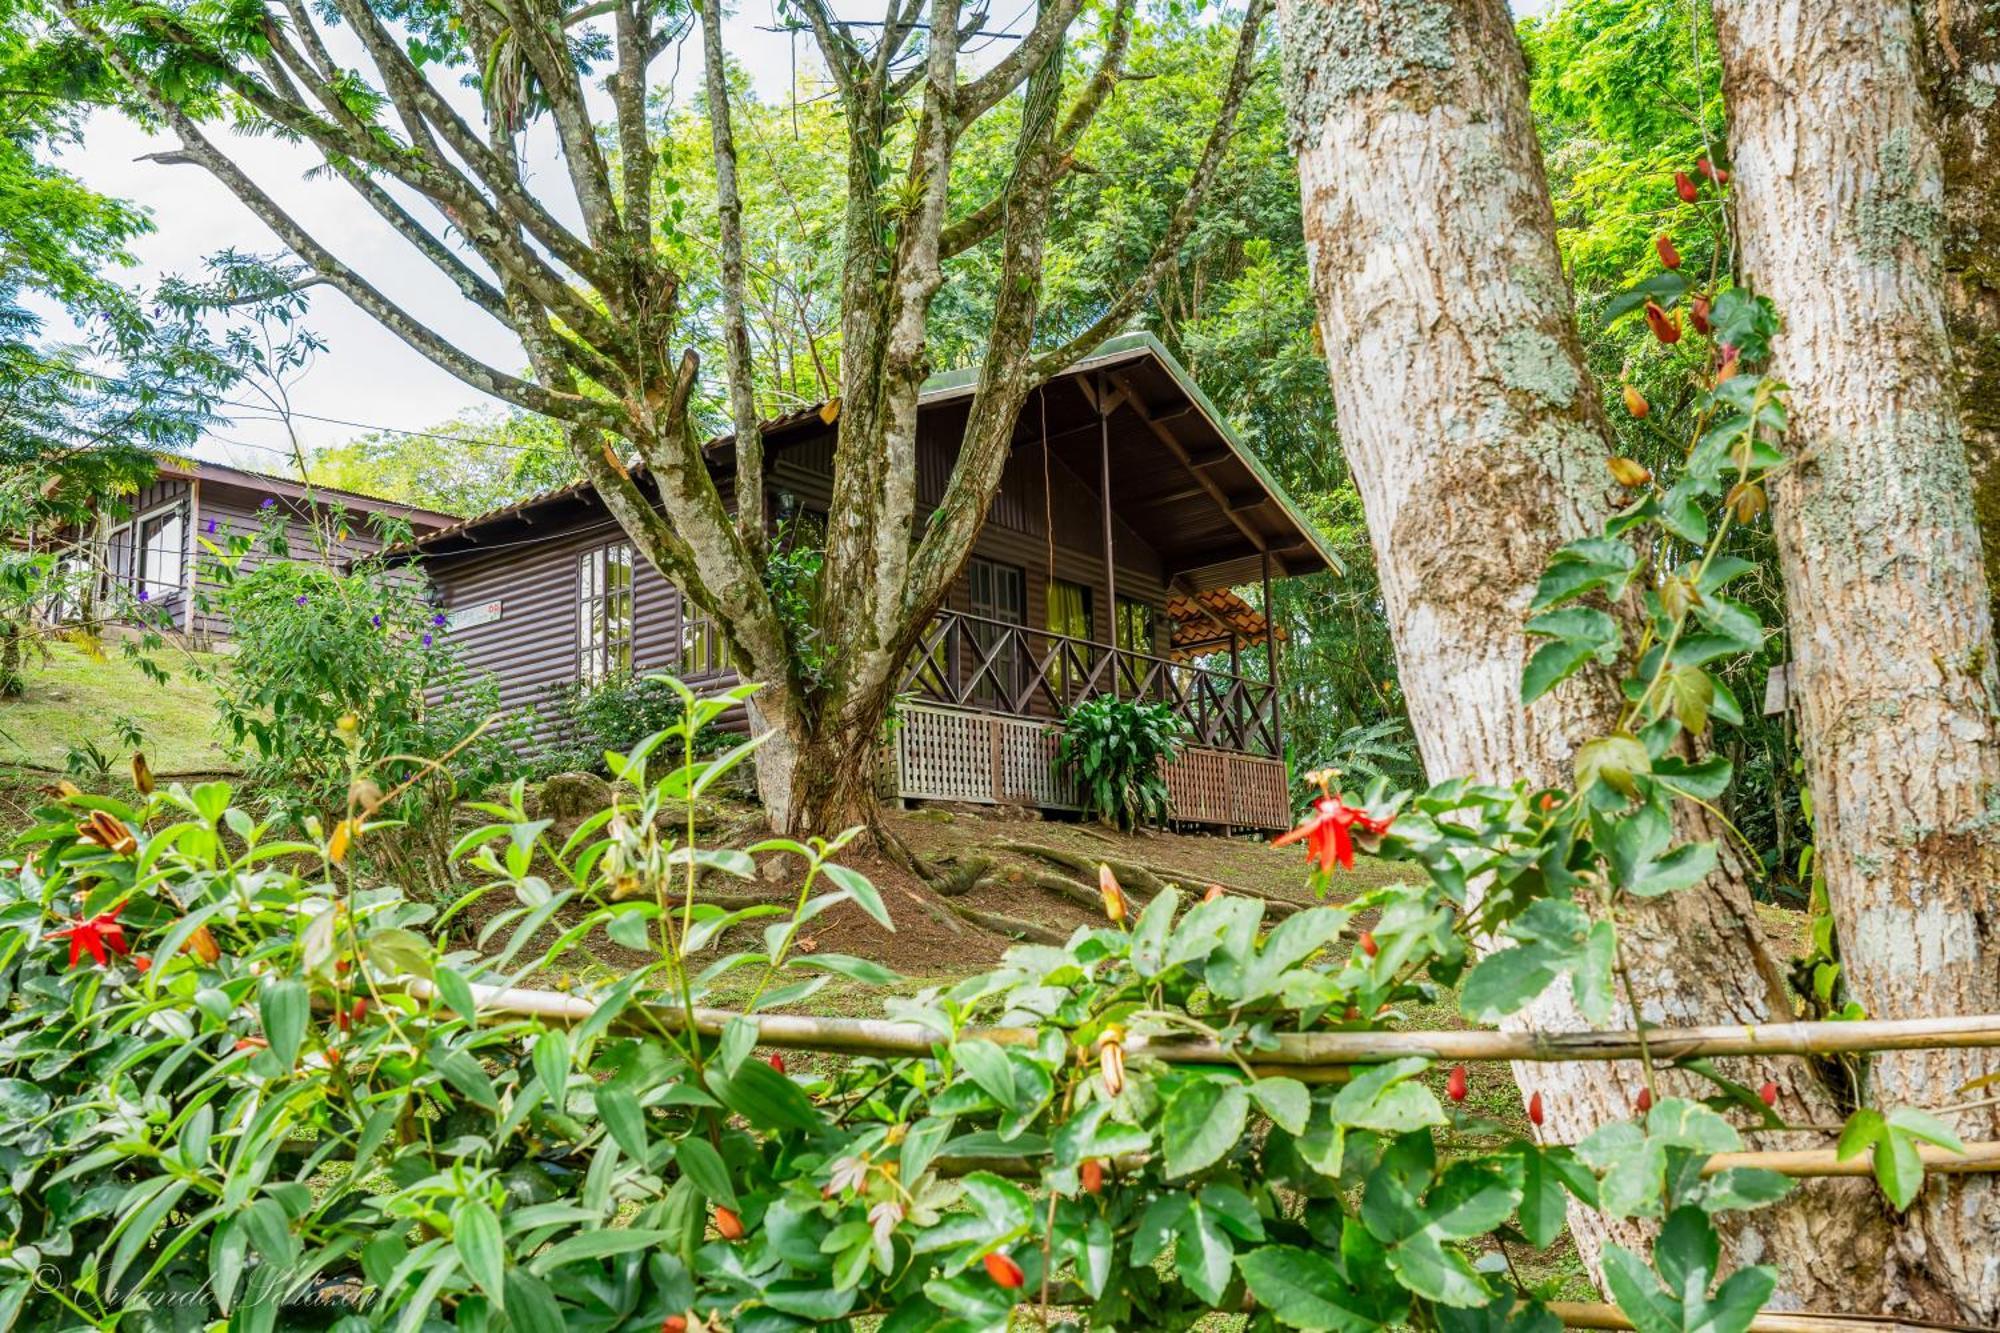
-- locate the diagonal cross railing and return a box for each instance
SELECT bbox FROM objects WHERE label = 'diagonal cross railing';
[900,609,1279,755]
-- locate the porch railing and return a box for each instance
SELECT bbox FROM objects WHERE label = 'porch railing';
[898,609,1278,757]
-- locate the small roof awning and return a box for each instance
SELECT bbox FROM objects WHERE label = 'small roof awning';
[1167,587,1282,661]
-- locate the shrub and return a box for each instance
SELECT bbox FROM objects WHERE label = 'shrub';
[1054,696,1189,830]
[201,517,521,890]
[0,671,1959,1331]
[535,669,729,777]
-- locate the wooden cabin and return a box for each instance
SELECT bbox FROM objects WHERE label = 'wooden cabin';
[402,335,1337,831]
[51,458,457,644]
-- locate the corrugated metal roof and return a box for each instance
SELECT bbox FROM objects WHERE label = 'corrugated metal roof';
[157,453,462,527]
[393,335,1340,580]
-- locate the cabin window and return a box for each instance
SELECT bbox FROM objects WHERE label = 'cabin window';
[138,505,187,600]
[1115,597,1156,656]
[681,607,724,678]
[577,541,634,684]
[1046,579,1092,642]
[103,499,188,605]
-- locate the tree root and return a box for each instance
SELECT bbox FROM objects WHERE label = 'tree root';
[991,840,1304,918]
[943,901,1069,945]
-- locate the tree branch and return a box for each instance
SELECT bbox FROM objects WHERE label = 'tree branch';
[700,0,767,552]
[955,0,1085,122]
[938,0,1133,259]
[1029,0,1270,379]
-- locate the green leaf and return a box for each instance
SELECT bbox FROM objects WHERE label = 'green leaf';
[1517,1146,1573,1250]
[452,1197,506,1309]
[821,862,893,931]
[594,1084,651,1165]
[1886,1106,1965,1153]
[1175,1200,1235,1306]
[1522,638,1598,707]
[1602,1243,1681,1333]
[704,1057,822,1133]
[1329,1058,1445,1134]
[433,965,479,1021]
[1237,1245,1380,1332]
[1251,1077,1311,1135]
[952,1038,1019,1110]
[1874,1127,1925,1210]
[1628,842,1718,897]
[672,1134,738,1209]
[1575,734,1651,800]
[259,979,307,1071]
[1163,1079,1250,1179]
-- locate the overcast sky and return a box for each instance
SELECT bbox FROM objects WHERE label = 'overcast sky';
[39,0,1552,472]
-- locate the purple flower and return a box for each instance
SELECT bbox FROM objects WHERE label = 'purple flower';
[260,497,276,510]
[421,633,433,647]
[431,612,447,627]
[295,594,308,606]
[371,614,382,628]
[204,518,218,535]
[137,588,149,602]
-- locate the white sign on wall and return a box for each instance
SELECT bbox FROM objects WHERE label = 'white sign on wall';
[446,600,503,632]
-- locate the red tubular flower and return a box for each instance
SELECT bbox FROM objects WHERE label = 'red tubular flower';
[1446,1065,1468,1103]
[48,904,130,968]
[1273,797,1393,873]
[983,1251,1027,1289]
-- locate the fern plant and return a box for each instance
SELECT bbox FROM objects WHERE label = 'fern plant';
[1313,716,1423,789]
[1054,696,1190,831]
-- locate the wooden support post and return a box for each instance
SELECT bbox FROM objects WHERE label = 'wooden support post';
[1261,550,1283,761]
[1099,373,1118,700]
[184,478,200,636]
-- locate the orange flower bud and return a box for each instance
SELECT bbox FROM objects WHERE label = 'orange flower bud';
[714,1206,745,1241]
[1081,1159,1105,1194]
[1675,170,1700,203]
[1643,302,1681,345]
[1759,1079,1779,1107]
[1621,383,1649,418]
[1655,234,1682,270]
[1097,864,1126,925]
[1202,883,1225,904]
[1690,293,1712,336]
[184,923,221,964]
[131,751,155,796]
[1446,1065,1467,1103]
[1696,156,1729,185]
[133,954,152,974]
[983,1251,1026,1289]
[1528,1090,1545,1126]
[1635,1087,1653,1113]
[1607,456,1653,488]
[1359,930,1378,958]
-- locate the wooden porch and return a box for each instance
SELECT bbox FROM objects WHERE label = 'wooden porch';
[890,609,1292,830]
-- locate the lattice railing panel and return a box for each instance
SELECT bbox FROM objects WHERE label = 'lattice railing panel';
[896,705,1288,829]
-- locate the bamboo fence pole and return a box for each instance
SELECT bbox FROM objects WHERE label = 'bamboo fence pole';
[409,979,2000,1068]
[1547,1303,1989,1333]
[1701,1141,2000,1177]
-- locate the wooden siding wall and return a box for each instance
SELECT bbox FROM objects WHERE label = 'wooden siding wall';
[427,415,1175,748]
[90,476,421,641]
[428,518,700,743]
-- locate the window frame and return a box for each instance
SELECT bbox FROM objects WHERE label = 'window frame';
[101,496,190,606]
[577,540,635,685]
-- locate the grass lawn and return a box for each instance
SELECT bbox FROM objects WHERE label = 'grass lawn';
[0,640,231,774]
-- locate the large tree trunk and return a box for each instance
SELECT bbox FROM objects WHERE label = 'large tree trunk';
[1714,2,2000,1318]
[1925,0,2000,625]
[1276,0,1896,1305]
